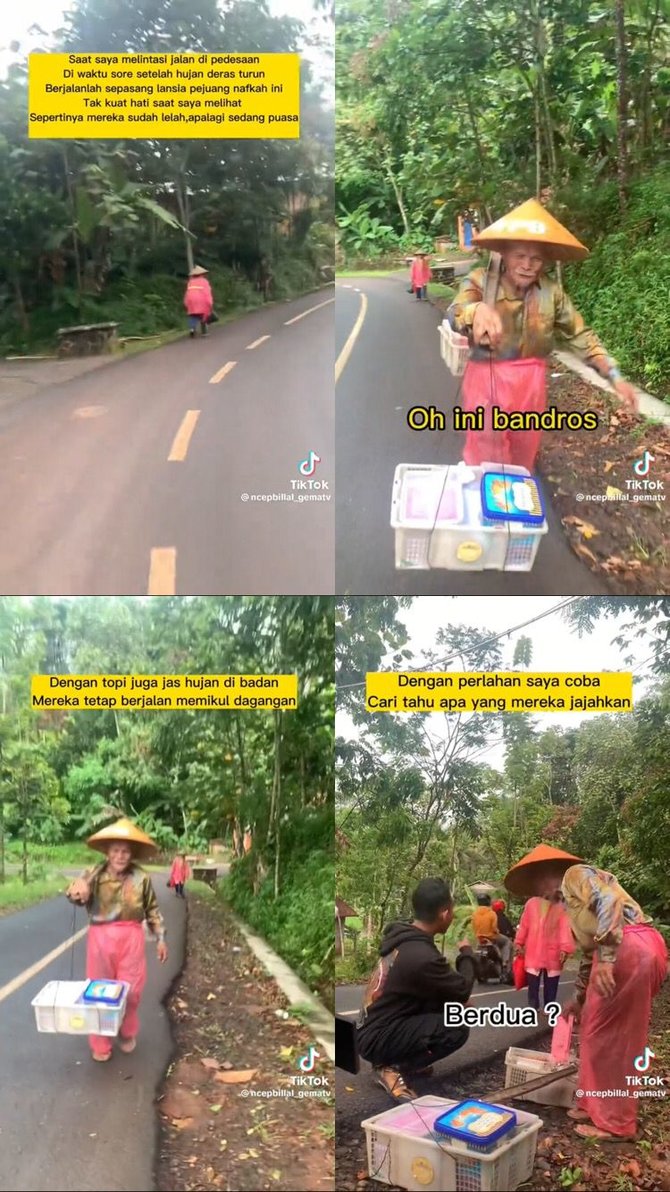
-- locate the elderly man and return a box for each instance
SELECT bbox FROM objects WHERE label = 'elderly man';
[446,199,637,471]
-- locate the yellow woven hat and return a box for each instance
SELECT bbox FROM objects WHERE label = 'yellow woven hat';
[474,199,589,262]
[189,265,209,276]
[87,817,157,862]
[504,843,583,897]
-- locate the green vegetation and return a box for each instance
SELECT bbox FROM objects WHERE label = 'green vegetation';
[0,597,334,999]
[0,875,67,914]
[0,0,334,355]
[336,597,670,945]
[336,0,669,395]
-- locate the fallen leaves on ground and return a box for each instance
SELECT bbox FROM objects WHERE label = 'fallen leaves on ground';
[156,895,334,1192]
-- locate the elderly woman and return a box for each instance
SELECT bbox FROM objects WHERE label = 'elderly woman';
[447,198,638,471]
[505,844,667,1141]
[183,264,213,337]
[66,818,168,1063]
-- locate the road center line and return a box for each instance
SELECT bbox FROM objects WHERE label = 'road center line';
[209,361,237,384]
[335,291,368,383]
[284,297,335,326]
[245,335,270,350]
[148,548,177,596]
[168,409,200,462]
[0,926,89,1006]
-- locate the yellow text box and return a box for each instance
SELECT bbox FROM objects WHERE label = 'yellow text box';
[31,674,298,711]
[28,53,300,139]
[366,672,633,714]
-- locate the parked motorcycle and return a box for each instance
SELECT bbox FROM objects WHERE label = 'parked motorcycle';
[456,936,514,985]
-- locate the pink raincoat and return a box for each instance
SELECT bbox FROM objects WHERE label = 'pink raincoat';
[168,857,191,886]
[410,257,431,289]
[579,924,667,1136]
[86,921,146,1057]
[183,276,213,318]
[515,896,575,976]
[461,356,547,472]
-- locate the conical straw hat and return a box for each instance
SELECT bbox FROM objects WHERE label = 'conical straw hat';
[504,843,583,897]
[190,265,209,276]
[474,199,589,262]
[87,817,157,862]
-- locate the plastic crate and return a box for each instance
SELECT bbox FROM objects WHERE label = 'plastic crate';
[362,1096,542,1191]
[439,321,470,376]
[504,1047,577,1109]
[32,980,130,1036]
[391,462,548,572]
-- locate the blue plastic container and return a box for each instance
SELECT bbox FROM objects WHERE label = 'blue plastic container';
[480,472,545,526]
[81,979,125,1005]
[433,1100,517,1151]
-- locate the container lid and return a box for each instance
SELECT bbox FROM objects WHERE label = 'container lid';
[398,469,463,528]
[81,979,126,1005]
[481,472,545,524]
[433,1100,517,1146]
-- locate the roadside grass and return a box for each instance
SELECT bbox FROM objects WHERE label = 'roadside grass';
[0,875,68,916]
[337,269,400,277]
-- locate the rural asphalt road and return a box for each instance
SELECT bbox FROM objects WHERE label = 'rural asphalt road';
[335,273,608,595]
[0,877,185,1192]
[335,974,575,1132]
[0,290,334,596]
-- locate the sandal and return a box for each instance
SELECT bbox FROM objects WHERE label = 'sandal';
[118,1037,136,1053]
[567,1108,590,1121]
[373,1067,417,1101]
[574,1123,637,1142]
[91,1051,111,1062]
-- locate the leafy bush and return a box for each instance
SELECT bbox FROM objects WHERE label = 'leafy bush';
[566,168,670,400]
[223,821,333,1008]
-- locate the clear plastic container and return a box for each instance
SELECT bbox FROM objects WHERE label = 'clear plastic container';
[439,320,470,376]
[391,461,548,571]
[32,980,130,1036]
[362,1095,542,1191]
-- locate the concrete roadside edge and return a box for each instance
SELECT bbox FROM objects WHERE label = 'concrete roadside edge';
[552,349,670,426]
[230,911,335,1063]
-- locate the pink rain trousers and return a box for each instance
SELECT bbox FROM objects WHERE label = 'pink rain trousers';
[86,921,147,1057]
[579,924,667,1136]
[461,357,547,472]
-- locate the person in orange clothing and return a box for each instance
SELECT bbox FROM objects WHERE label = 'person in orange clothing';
[410,252,431,301]
[471,894,513,970]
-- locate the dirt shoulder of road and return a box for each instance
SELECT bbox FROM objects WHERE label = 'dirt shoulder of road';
[155,890,334,1192]
[431,293,670,595]
[336,981,670,1192]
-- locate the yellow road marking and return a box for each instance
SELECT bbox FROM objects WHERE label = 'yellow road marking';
[284,297,334,326]
[209,361,237,384]
[335,291,368,383]
[246,335,270,350]
[148,548,176,596]
[0,927,89,1006]
[168,409,200,462]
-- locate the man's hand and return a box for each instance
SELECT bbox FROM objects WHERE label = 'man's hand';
[613,378,638,412]
[66,878,90,904]
[472,302,503,348]
[157,941,168,964]
[592,961,616,998]
[559,951,568,967]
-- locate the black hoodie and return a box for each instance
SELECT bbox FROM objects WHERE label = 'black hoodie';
[357,921,474,1045]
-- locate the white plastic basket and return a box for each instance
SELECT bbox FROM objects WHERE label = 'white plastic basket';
[391,462,548,572]
[32,980,130,1036]
[504,1047,577,1109]
[362,1096,542,1192]
[439,321,470,376]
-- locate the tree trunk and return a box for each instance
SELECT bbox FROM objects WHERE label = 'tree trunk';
[615,0,629,213]
[12,275,29,336]
[174,173,194,273]
[383,153,410,238]
[62,146,83,309]
[22,785,28,885]
[534,87,542,199]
